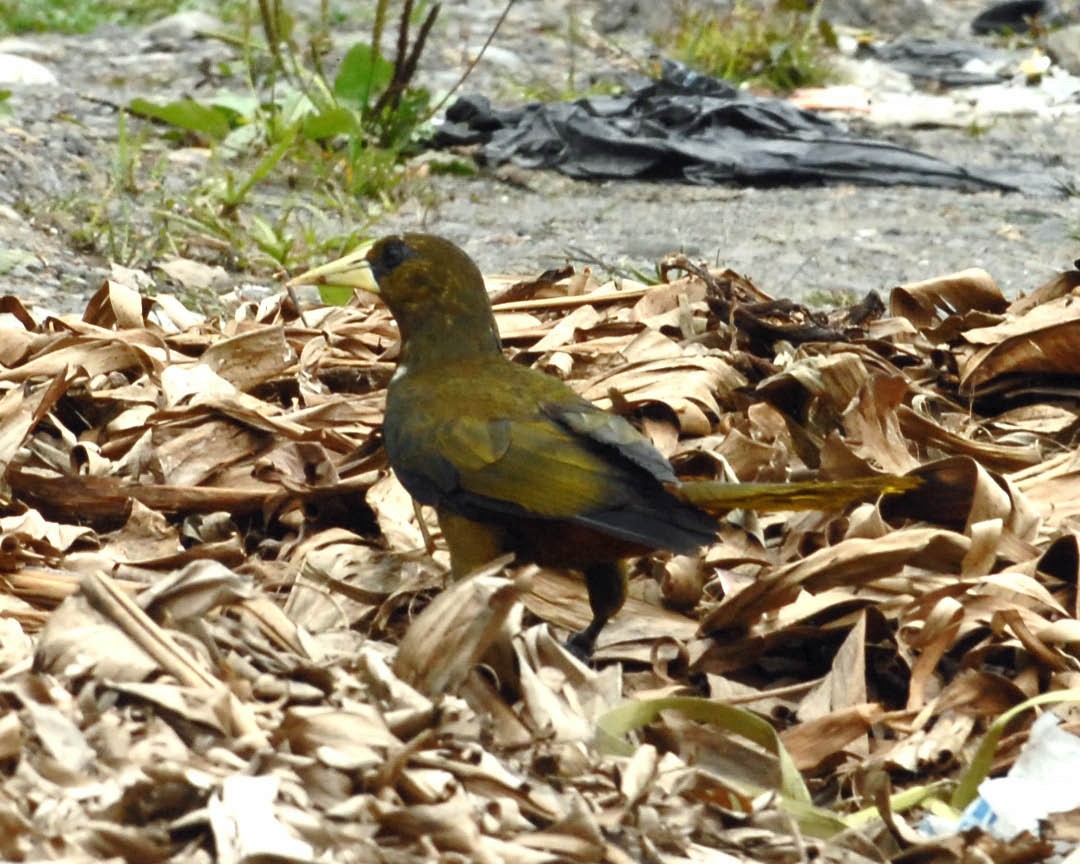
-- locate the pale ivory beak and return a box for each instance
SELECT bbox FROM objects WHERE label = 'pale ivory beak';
[286,241,379,294]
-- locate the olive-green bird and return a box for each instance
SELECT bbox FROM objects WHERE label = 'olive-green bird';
[290,234,916,657]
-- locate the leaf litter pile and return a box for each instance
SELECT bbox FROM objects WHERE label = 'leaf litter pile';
[2,252,1080,862]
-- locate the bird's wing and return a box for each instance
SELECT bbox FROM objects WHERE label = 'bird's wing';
[441,408,718,551]
[432,411,638,518]
[383,364,716,552]
[384,383,661,515]
[542,402,678,484]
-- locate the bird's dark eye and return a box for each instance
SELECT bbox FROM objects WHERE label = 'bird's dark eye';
[379,239,410,272]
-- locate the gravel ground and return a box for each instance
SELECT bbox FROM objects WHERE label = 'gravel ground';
[1,0,1078,314]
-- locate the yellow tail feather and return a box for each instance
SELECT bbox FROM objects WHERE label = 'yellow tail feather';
[676,474,920,514]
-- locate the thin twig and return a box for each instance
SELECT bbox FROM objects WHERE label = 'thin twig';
[398,5,441,99]
[392,0,414,88]
[493,286,652,313]
[424,0,516,122]
[257,0,284,76]
[372,2,441,118]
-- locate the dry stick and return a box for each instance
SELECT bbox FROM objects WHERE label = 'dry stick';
[82,571,217,690]
[721,677,825,706]
[424,0,517,123]
[257,0,284,75]
[282,281,311,328]
[383,0,413,109]
[413,499,437,555]
[397,5,441,98]
[372,2,441,118]
[6,568,141,606]
[395,0,413,70]
[492,285,652,312]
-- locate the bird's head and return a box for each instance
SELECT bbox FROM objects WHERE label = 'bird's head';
[289,233,502,366]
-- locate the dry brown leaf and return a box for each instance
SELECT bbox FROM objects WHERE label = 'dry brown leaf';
[889,268,1006,328]
[897,404,1043,471]
[882,455,1039,540]
[0,508,96,554]
[208,774,314,863]
[82,275,151,329]
[36,590,160,681]
[844,372,920,474]
[0,325,37,367]
[514,792,605,862]
[523,569,698,657]
[199,325,294,392]
[366,471,436,554]
[700,527,971,634]
[780,703,884,771]
[959,295,1080,393]
[578,330,745,436]
[527,304,602,353]
[759,349,870,421]
[798,612,868,723]
[278,705,400,769]
[393,558,526,696]
[0,336,162,384]
[0,369,74,477]
[513,625,622,742]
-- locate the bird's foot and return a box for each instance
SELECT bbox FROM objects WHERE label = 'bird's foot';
[565,627,597,661]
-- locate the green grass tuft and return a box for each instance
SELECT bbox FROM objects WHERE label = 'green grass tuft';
[660,0,837,94]
[0,0,182,35]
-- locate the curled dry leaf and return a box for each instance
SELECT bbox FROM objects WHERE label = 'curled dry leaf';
[513,624,623,743]
[960,295,1080,395]
[393,557,526,696]
[199,325,294,392]
[699,526,971,634]
[896,404,1043,472]
[881,455,1038,541]
[137,559,252,622]
[208,774,314,864]
[889,268,1006,330]
[36,590,160,682]
[579,330,746,436]
[83,275,151,329]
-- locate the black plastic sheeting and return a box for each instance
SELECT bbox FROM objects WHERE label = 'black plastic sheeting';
[433,62,1062,195]
[971,0,1061,35]
[865,39,1005,88]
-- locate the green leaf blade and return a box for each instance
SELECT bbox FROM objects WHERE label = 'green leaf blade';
[128,97,233,140]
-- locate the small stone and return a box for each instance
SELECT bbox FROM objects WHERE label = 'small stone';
[1047,24,1080,76]
[467,44,525,72]
[820,0,932,32]
[592,0,670,34]
[0,53,58,87]
[157,257,231,292]
[141,10,222,49]
[0,36,64,61]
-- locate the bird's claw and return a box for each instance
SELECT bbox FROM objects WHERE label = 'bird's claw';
[565,629,596,661]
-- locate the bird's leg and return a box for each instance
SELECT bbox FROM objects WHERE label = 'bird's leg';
[566,561,627,660]
[436,507,508,578]
[413,499,437,555]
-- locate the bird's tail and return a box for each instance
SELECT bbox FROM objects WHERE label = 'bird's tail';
[674,474,920,514]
